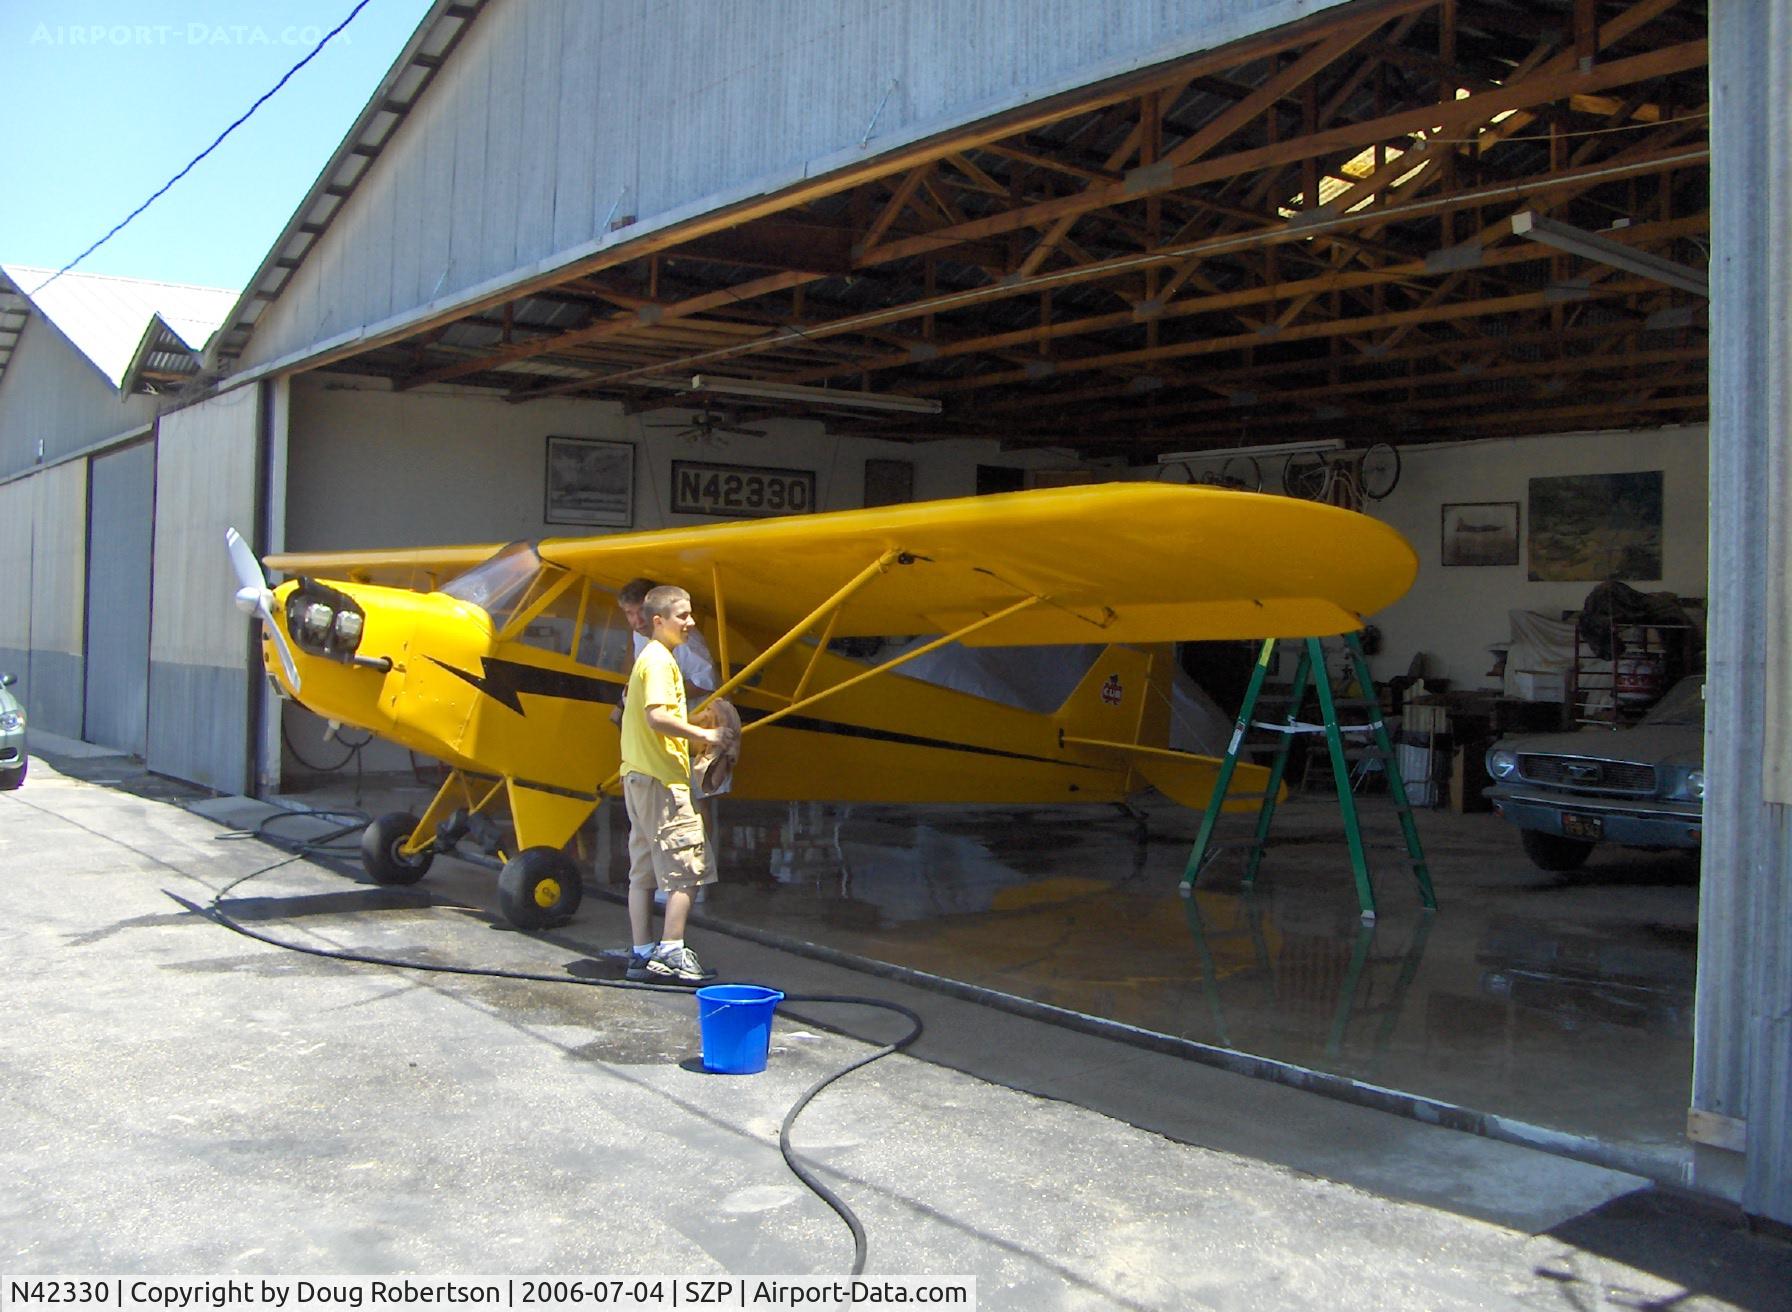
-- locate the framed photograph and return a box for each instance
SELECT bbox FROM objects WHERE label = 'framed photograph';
[1527,471,1663,581]
[1441,501,1520,567]
[544,437,633,527]
[671,459,816,519]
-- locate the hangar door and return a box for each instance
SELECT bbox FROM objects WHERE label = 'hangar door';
[149,386,258,794]
[84,439,154,755]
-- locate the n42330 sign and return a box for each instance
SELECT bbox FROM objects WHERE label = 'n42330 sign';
[671,460,815,518]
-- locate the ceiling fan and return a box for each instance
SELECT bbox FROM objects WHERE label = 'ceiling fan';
[646,405,767,445]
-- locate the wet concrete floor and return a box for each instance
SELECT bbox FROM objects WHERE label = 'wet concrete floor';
[286,770,1700,1185]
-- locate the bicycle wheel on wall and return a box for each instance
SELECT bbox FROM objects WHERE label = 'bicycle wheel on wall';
[1358,442,1402,500]
[1281,453,1329,500]
[1219,455,1262,491]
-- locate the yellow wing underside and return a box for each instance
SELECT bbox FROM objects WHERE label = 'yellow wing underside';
[265,484,1417,644]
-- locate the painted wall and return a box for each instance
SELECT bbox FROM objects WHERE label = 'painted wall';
[1363,425,1709,691]
[0,314,158,478]
[0,463,89,737]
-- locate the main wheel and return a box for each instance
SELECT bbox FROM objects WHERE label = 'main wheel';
[498,847,583,929]
[0,758,24,790]
[1358,441,1402,500]
[1281,453,1329,500]
[1521,827,1596,872]
[361,811,435,885]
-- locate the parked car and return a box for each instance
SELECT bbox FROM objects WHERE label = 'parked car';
[1485,674,1704,871]
[0,672,25,790]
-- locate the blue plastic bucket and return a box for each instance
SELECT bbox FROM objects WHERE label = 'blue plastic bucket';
[696,984,784,1074]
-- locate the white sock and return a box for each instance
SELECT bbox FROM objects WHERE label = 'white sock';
[657,938,683,955]
[632,942,656,958]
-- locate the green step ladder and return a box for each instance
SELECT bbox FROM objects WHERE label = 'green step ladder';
[1181,631,1437,924]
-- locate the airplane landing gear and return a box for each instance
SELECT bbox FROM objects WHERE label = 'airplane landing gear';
[498,847,582,929]
[362,812,435,885]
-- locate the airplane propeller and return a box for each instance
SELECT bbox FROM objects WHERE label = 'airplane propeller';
[225,528,301,693]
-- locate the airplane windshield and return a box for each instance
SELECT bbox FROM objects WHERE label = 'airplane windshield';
[439,542,546,628]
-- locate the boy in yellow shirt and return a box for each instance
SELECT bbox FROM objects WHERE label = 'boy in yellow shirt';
[621,585,736,983]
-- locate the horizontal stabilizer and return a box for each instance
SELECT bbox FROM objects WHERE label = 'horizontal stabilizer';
[1076,740,1283,814]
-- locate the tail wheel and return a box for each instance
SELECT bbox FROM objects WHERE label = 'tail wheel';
[361,811,434,885]
[498,847,583,930]
[1358,441,1402,500]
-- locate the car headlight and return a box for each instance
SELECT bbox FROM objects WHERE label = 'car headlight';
[0,709,22,732]
[1666,768,1705,801]
[1486,748,1518,779]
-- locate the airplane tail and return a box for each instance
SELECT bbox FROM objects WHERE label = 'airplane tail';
[1054,644,1279,814]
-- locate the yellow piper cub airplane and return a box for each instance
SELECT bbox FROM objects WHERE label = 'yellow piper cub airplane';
[227,483,1416,929]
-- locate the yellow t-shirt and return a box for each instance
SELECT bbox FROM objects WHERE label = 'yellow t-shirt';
[621,640,691,787]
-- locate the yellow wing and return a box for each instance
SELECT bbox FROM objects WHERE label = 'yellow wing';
[541,483,1414,644]
[268,484,1417,644]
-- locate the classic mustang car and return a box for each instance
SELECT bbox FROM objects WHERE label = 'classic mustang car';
[1485,675,1704,871]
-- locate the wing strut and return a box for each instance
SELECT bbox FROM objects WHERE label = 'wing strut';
[736,594,1040,738]
[696,549,905,711]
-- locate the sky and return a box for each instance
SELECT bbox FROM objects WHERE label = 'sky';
[6,0,438,295]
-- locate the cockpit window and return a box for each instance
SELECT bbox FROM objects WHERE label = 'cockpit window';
[440,542,548,629]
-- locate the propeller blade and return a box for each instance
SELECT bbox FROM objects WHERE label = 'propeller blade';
[225,528,301,694]
[259,597,302,693]
[225,527,265,594]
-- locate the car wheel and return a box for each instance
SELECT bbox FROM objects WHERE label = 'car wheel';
[361,811,434,885]
[0,758,24,791]
[498,847,582,930]
[1521,827,1595,872]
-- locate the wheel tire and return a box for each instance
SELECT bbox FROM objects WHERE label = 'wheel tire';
[361,811,434,885]
[1358,441,1402,500]
[1220,455,1263,491]
[1281,453,1328,500]
[498,847,583,930]
[1521,827,1596,872]
[0,758,24,791]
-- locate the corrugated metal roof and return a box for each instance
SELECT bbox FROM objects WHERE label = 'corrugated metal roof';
[0,264,236,391]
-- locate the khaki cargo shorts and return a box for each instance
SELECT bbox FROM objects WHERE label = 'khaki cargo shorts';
[623,772,715,894]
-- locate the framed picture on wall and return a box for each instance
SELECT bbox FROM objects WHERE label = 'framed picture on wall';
[1527,470,1663,581]
[1441,501,1520,567]
[544,436,633,527]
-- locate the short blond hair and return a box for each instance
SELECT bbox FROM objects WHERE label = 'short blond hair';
[642,585,689,622]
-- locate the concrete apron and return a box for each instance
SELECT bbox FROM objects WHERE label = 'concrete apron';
[5,749,1789,1306]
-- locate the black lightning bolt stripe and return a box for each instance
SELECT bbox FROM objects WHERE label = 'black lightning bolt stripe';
[428,656,620,715]
[429,658,1111,773]
[734,705,1108,772]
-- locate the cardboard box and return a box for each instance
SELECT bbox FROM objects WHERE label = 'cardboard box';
[1451,745,1493,813]
[1512,670,1566,702]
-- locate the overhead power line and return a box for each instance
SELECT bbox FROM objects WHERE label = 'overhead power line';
[28,0,374,297]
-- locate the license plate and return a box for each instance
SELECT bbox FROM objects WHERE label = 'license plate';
[1562,813,1603,840]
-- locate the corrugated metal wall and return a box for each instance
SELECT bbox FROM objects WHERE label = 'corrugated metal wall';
[0,313,159,477]
[84,439,156,756]
[0,478,33,683]
[148,386,260,794]
[0,462,91,738]
[238,0,1354,370]
[1697,0,1791,1227]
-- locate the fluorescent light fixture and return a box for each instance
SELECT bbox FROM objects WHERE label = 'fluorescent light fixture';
[691,374,942,415]
[1156,438,1345,464]
[1510,211,1708,298]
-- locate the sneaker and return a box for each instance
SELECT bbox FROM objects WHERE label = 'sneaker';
[644,944,716,984]
[624,953,655,982]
